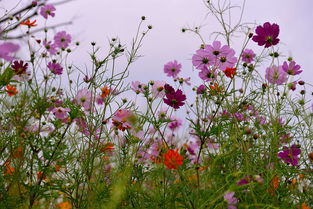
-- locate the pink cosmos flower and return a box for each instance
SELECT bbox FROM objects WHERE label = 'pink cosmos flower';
[40,4,56,19]
[47,62,63,75]
[282,61,302,75]
[0,42,20,61]
[252,22,280,48]
[163,84,186,110]
[54,31,71,48]
[112,109,133,131]
[224,192,238,208]
[43,40,57,55]
[52,107,71,120]
[151,80,165,98]
[217,49,237,71]
[74,89,92,111]
[278,144,301,166]
[192,49,214,70]
[164,60,182,78]
[75,118,90,136]
[265,65,288,85]
[198,67,217,81]
[168,117,182,131]
[241,49,256,63]
[131,81,146,94]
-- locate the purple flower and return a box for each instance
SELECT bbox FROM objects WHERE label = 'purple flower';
[163,84,186,110]
[192,49,214,70]
[224,192,238,207]
[40,4,56,19]
[151,80,165,98]
[47,62,63,75]
[252,22,280,48]
[164,60,181,78]
[282,61,302,75]
[278,144,301,166]
[265,65,288,85]
[43,40,57,55]
[237,176,252,185]
[54,31,72,49]
[0,42,20,61]
[168,117,182,131]
[52,107,71,119]
[198,67,217,81]
[196,84,206,94]
[74,89,92,111]
[241,49,256,63]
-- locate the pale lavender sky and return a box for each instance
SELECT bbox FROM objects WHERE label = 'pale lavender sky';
[2,0,313,85]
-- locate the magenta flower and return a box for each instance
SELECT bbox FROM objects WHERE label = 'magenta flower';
[43,40,57,55]
[282,61,302,75]
[52,107,71,120]
[40,4,56,19]
[11,60,28,75]
[192,49,214,70]
[47,62,63,75]
[54,31,72,49]
[0,42,20,61]
[151,80,165,98]
[237,176,252,185]
[196,84,206,94]
[252,22,280,48]
[74,89,92,111]
[241,49,256,63]
[265,65,288,85]
[278,144,301,166]
[164,60,181,78]
[163,84,186,109]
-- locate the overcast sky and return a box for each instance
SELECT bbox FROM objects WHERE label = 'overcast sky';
[2,0,313,87]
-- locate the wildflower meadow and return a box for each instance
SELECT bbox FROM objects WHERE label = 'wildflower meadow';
[0,0,312,208]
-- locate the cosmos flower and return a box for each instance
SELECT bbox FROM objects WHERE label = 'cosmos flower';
[54,31,72,49]
[163,149,183,169]
[192,49,214,70]
[223,67,237,79]
[4,84,18,96]
[11,60,28,75]
[131,81,146,94]
[163,84,186,109]
[40,4,56,19]
[278,144,301,166]
[196,84,206,94]
[198,67,217,81]
[112,109,133,131]
[74,89,92,111]
[47,62,63,75]
[168,116,183,131]
[151,80,165,98]
[52,107,71,120]
[43,40,57,55]
[282,61,302,75]
[265,65,288,85]
[0,42,20,61]
[252,22,280,48]
[20,19,37,27]
[241,49,256,63]
[164,60,182,78]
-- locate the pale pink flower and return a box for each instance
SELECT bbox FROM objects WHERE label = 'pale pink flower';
[265,65,288,85]
[74,89,92,111]
[52,107,71,119]
[151,80,165,98]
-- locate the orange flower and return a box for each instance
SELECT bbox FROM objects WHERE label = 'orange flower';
[56,201,72,209]
[273,175,279,189]
[100,142,114,152]
[163,149,183,169]
[209,82,224,95]
[4,161,14,175]
[301,203,310,209]
[20,19,37,27]
[223,67,237,79]
[4,84,18,96]
[100,86,110,99]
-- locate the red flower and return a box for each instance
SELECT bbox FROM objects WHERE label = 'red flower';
[223,67,237,78]
[163,149,183,169]
[20,19,37,27]
[4,84,18,96]
[100,86,110,99]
